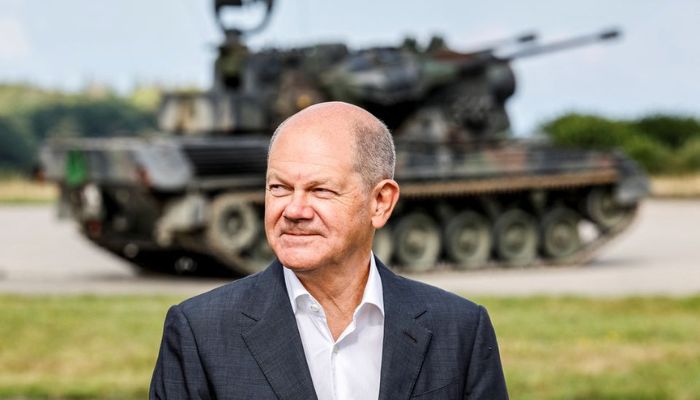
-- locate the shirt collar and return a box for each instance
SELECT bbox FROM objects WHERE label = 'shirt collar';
[283,252,384,317]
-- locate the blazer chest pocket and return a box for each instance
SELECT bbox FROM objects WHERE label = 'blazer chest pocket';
[411,379,459,399]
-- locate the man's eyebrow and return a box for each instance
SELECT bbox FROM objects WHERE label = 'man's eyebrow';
[265,173,337,187]
[307,178,334,187]
[265,171,292,183]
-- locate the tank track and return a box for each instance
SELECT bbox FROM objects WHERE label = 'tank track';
[416,206,635,272]
[385,170,637,272]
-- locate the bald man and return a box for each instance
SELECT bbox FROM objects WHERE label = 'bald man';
[150,102,508,400]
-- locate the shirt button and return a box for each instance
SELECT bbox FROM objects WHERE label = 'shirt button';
[333,346,338,354]
[309,303,320,313]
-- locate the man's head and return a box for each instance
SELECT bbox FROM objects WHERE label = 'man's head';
[264,102,400,272]
[269,103,396,190]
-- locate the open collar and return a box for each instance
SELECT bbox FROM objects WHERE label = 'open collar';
[282,252,384,317]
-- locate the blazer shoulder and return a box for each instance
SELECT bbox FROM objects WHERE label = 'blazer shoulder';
[396,274,484,323]
[177,271,261,318]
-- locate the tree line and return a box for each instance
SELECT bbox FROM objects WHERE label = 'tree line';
[0,84,157,173]
[541,113,700,175]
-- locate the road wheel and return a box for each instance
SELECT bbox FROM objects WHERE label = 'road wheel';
[540,207,581,261]
[392,212,441,272]
[585,187,634,230]
[236,231,275,274]
[493,208,537,266]
[206,195,259,254]
[444,211,491,269]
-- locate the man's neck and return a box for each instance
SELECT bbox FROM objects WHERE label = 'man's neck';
[294,253,372,340]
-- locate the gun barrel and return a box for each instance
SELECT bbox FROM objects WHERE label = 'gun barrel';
[504,28,621,61]
[515,32,538,44]
[462,31,539,55]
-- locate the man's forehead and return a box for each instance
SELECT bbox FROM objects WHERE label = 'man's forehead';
[270,119,356,158]
[278,116,353,142]
[273,102,377,142]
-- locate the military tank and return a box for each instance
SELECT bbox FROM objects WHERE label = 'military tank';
[39,0,648,275]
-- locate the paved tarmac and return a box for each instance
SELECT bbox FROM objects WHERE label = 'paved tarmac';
[0,199,698,297]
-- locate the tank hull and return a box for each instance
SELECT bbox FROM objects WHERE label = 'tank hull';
[41,135,647,274]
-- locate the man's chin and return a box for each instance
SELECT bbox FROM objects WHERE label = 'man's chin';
[274,248,325,271]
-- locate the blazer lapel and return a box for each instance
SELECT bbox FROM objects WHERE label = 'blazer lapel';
[377,260,433,400]
[240,261,318,400]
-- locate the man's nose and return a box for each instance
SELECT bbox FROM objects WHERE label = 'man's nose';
[283,190,314,221]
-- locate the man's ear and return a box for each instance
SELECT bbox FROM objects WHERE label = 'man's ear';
[370,179,400,229]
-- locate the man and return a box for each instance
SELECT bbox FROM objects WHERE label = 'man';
[150,102,508,399]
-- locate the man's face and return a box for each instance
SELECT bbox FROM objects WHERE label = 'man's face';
[264,123,374,272]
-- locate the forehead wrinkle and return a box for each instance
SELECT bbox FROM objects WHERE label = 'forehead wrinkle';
[268,140,355,178]
[266,164,340,187]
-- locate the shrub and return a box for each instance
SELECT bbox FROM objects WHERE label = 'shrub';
[634,114,700,149]
[541,113,637,150]
[676,137,700,172]
[621,135,674,174]
[0,84,159,173]
[542,113,700,175]
[0,116,35,172]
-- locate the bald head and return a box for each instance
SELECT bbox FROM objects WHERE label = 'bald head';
[269,102,396,189]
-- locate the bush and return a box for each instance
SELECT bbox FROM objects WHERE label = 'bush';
[541,114,637,150]
[676,137,700,172]
[634,114,700,149]
[622,135,673,174]
[0,84,159,173]
[29,97,157,141]
[0,116,35,172]
[541,113,700,175]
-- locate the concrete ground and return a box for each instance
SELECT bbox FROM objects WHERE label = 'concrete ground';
[0,199,698,297]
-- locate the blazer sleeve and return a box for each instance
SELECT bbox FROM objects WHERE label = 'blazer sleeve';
[150,305,212,400]
[464,305,509,400]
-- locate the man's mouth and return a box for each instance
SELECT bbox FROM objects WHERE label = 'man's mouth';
[281,231,319,236]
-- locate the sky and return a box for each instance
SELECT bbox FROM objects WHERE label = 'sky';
[1,0,699,134]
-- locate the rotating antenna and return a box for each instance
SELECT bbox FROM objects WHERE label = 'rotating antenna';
[214,0,275,38]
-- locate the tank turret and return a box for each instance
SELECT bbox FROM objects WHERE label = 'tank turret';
[320,29,620,141]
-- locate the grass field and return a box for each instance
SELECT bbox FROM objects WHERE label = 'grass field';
[0,178,57,204]
[651,174,700,198]
[1,295,699,399]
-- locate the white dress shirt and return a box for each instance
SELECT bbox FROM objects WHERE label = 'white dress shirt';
[283,255,385,400]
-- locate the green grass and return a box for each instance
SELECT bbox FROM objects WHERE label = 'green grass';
[0,295,185,399]
[480,296,700,400]
[1,295,699,399]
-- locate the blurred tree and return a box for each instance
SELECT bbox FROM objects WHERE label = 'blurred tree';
[129,85,163,111]
[677,137,700,172]
[541,113,637,150]
[541,112,700,175]
[623,135,673,174]
[0,84,158,173]
[634,114,700,149]
[0,84,65,117]
[0,116,35,172]
[30,98,157,140]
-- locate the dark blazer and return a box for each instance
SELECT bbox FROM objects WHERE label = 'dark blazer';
[150,258,508,399]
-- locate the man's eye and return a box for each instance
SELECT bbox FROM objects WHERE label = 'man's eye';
[313,188,335,197]
[268,185,290,196]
